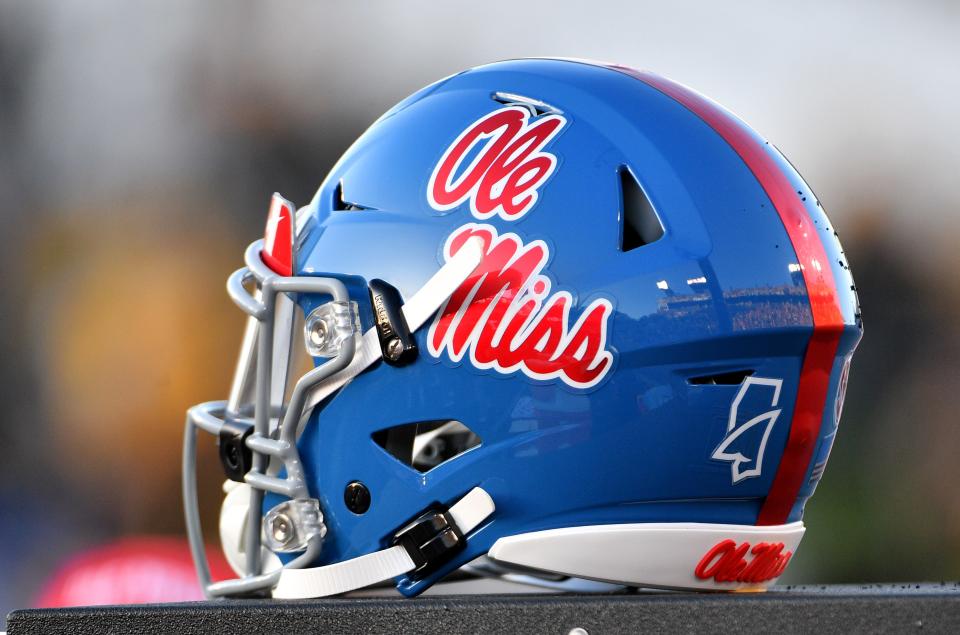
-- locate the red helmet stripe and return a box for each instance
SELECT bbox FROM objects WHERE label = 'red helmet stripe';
[607,65,844,526]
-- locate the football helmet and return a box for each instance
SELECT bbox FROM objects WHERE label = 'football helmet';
[183,58,862,598]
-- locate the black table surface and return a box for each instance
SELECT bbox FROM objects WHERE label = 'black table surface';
[7,582,960,634]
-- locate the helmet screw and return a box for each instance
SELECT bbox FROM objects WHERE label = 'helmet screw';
[224,443,240,469]
[270,512,294,545]
[385,337,404,361]
[344,481,371,514]
[308,318,329,350]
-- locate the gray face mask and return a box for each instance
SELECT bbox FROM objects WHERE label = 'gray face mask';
[182,196,485,598]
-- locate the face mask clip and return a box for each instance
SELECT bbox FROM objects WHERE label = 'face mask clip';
[369,279,418,366]
[219,418,255,482]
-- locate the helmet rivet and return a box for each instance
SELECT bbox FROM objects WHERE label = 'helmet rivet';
[271,512,294,545]
[344,481,371,514]
[386,337,404,361]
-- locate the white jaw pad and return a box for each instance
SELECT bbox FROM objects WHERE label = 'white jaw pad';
[487,521,805,592]
[273,487,494,599]
[219,481,282,577]
[297,236,484,430]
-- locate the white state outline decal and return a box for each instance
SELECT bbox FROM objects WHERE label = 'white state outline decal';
[712,377,783,484]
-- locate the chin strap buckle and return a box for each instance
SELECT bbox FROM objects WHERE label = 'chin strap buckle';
[392,509,465,579]
[272,487,495,599]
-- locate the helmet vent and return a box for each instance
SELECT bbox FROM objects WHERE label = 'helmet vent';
[687,369,754,385]
[333,180,371,211]
[372,420,481,473]
[619,167,664,251]
[491,91,561,116]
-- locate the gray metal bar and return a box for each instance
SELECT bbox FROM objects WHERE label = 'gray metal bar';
[183,237,362,599]
[279,336,354,449]
[182,415,214,595]
[244,472,298,498]
[226,268,267,320]
[187,402,227,436]
[244,436,293,458]
[246,283,275,578]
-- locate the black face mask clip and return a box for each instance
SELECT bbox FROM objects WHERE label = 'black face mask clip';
[369,279,418,366]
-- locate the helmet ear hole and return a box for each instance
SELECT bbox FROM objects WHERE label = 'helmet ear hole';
[372,420,481,473]
[619,166,664,251]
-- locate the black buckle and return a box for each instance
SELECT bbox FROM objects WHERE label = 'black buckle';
[392,508,465,579]
[218,418,254,482]
[368,279,418,366]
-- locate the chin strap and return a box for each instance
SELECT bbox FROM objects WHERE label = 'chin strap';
[273,487,495,599]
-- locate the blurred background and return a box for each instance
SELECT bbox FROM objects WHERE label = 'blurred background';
[1,0,958,622]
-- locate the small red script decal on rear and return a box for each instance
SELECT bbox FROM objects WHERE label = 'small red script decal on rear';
[695,539,793,584]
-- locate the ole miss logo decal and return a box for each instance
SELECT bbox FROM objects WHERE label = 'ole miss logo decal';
[427,224,613,389]
[428,106,566,222]
[695,539,793,584]
[427,106,613,390]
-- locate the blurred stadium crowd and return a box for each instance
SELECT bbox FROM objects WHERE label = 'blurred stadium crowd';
[1,0,958,622]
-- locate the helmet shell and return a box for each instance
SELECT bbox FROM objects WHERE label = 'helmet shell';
[283,59,861,595]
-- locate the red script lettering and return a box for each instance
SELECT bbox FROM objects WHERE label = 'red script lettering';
[694,539,793,584]
[428,107,566,221]
[428,224,613,389]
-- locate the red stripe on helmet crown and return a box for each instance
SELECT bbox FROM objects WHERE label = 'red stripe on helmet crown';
[606,65,844,526]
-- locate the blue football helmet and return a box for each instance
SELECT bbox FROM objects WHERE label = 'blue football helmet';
[183,58,862,598]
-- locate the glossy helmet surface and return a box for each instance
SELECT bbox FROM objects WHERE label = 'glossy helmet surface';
[183,58,862,599]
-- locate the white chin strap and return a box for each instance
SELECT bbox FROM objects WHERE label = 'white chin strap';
[274,487,495,599]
